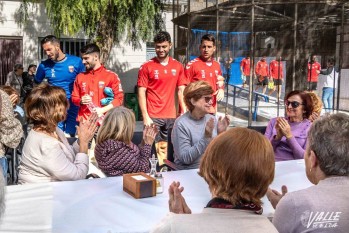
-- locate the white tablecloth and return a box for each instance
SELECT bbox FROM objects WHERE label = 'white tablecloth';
[0,160,312,233]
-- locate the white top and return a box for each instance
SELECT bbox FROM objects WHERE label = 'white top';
[18,128,89,184]
[151,208,278,233]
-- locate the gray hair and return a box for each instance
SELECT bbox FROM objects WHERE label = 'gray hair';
[308,113,349,176]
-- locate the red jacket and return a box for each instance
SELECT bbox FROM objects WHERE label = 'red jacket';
[72,65,124,121]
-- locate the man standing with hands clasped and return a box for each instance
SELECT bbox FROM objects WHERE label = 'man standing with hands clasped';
[137,31,188,163]
[72,43,124,123]
[185,34,225,113]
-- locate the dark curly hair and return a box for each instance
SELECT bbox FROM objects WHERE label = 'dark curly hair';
[153,31,171,43]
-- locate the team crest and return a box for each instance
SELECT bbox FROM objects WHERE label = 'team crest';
[171,69,177,76]
[68,65,74,73]
[215,70,219,76]
[99,81,105,89]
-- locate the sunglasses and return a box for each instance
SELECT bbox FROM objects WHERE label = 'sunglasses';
[203,96,213,103]
[285,100,304,108]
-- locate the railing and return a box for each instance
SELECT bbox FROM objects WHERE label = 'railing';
[230,85,269,121]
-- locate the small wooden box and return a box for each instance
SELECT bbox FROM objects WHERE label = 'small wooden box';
[123,172,156,199]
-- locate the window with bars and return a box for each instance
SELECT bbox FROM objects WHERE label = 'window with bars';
[38,37,88,60]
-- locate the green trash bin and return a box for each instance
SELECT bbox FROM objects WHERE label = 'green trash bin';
[124,93,139,120]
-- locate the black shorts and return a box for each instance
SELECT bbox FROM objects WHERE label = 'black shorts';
[244,76,251,85]
[273,79,283,86]
[257,76,268,86]
[151,118,175,142]
[307,82,317,91]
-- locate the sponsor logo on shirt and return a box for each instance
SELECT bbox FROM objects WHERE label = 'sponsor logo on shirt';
[51,68,55,78]
[154,70,159,79]
[164,69,167,74]
[68,65,74,73]
[82,82,87,93]
[201,70,205,79]
[301,211,341,230]
[171,69,177,76]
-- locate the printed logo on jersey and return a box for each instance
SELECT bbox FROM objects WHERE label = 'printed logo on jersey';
[154,70,159,79]
[98,81,105,89]
[164,69,167,74]
[51,68,55,78]
[171,69,177,76]
[201,70,205,79]
[301,211,341,230]
[82,82,87,93]
[68,65,74,73]
[215,70,219,76]
[210,73,213,77]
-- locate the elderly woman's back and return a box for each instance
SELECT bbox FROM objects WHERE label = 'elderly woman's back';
[151,128,278,233]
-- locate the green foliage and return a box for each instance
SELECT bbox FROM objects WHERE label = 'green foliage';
[20,0,164,60]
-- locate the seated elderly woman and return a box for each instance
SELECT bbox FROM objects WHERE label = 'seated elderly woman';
[267,113,349,232]
[18,84,98,184]
[151,128,278,232]
[264,90,313,161]
[172,81,229,170]
[94,106,158,176]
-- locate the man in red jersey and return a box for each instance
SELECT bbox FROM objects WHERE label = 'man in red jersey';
[185,34,224,112]
[240,55,250,88]
[137,31,187,162]
[307,55,321,92]
[268,56,283,100]
[71,43,124,121]
[255,56,269,95]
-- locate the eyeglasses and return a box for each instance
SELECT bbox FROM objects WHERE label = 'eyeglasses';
[285,100,304,108]
[203,96,213,103]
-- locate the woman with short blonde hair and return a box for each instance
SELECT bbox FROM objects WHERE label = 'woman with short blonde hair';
[172,80,230,170]
[95,106,158,176]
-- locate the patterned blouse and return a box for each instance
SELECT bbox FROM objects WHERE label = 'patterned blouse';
[94,139,151,176]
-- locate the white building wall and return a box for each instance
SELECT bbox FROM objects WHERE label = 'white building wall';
[0,0,174,93]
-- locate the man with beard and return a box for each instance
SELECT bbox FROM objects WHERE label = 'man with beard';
[35,35,85,136]
[137,31,187,163]
[185,34,224,113]
[71,43,124,122]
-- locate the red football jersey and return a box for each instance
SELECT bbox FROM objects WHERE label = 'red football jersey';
[255,60,269,77]
[137,57,187,118]
[269,60,283,79]
[307,62,321,82]
[185,57,222,108]
[240,58,251,76]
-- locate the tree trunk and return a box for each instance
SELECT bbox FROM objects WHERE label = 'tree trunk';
[95,14,114,64]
